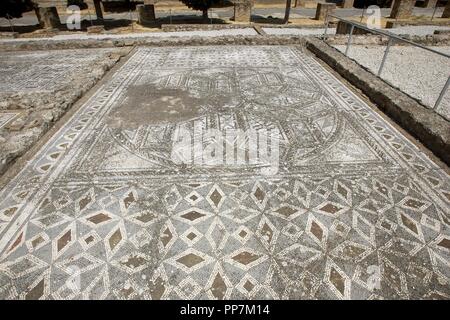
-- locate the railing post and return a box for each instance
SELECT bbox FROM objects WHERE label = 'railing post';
[378,37,393,76]
[434,76,450,110]
[344,24,354,56]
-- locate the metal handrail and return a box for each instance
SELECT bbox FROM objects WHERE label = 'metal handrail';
[323,14,450,111]
[325,14,450,59]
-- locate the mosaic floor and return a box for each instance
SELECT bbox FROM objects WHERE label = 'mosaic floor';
[0,46,449,300]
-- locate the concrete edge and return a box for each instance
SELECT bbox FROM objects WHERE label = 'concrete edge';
[305,37,450,166]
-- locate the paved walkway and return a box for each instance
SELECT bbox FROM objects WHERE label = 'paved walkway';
[0,46,449,299]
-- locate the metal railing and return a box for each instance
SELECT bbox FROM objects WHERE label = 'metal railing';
[322,14,450,111]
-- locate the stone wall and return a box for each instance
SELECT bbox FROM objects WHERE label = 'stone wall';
[390,0,415,19]
[315,3,336,20]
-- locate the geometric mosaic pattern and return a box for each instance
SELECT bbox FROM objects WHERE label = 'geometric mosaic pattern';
[0,46,449,300]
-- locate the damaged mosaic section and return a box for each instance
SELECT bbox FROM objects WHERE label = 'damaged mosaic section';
[0,48,130,176]
[0,46,449,300]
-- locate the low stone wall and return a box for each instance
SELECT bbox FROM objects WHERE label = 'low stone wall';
[306,37,450,166]
[0,35,311,51]
[161,24,324,31]
[160,24,256,31]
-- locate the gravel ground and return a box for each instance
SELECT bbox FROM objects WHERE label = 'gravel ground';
[263,25,450,37]
[387,25,450,36]
[334,44,450,120]
[0,28,258,42]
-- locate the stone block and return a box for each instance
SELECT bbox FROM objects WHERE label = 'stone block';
[443,2,450,18]
[422,0,438,8]
[385,21,397,28]
[36,6,61,29]
[137,4,156,26]
[340,0,354,9]
[315,2,336,21]
[335,20,369,34]
[233,0,253,23]
[390,0,415,19]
